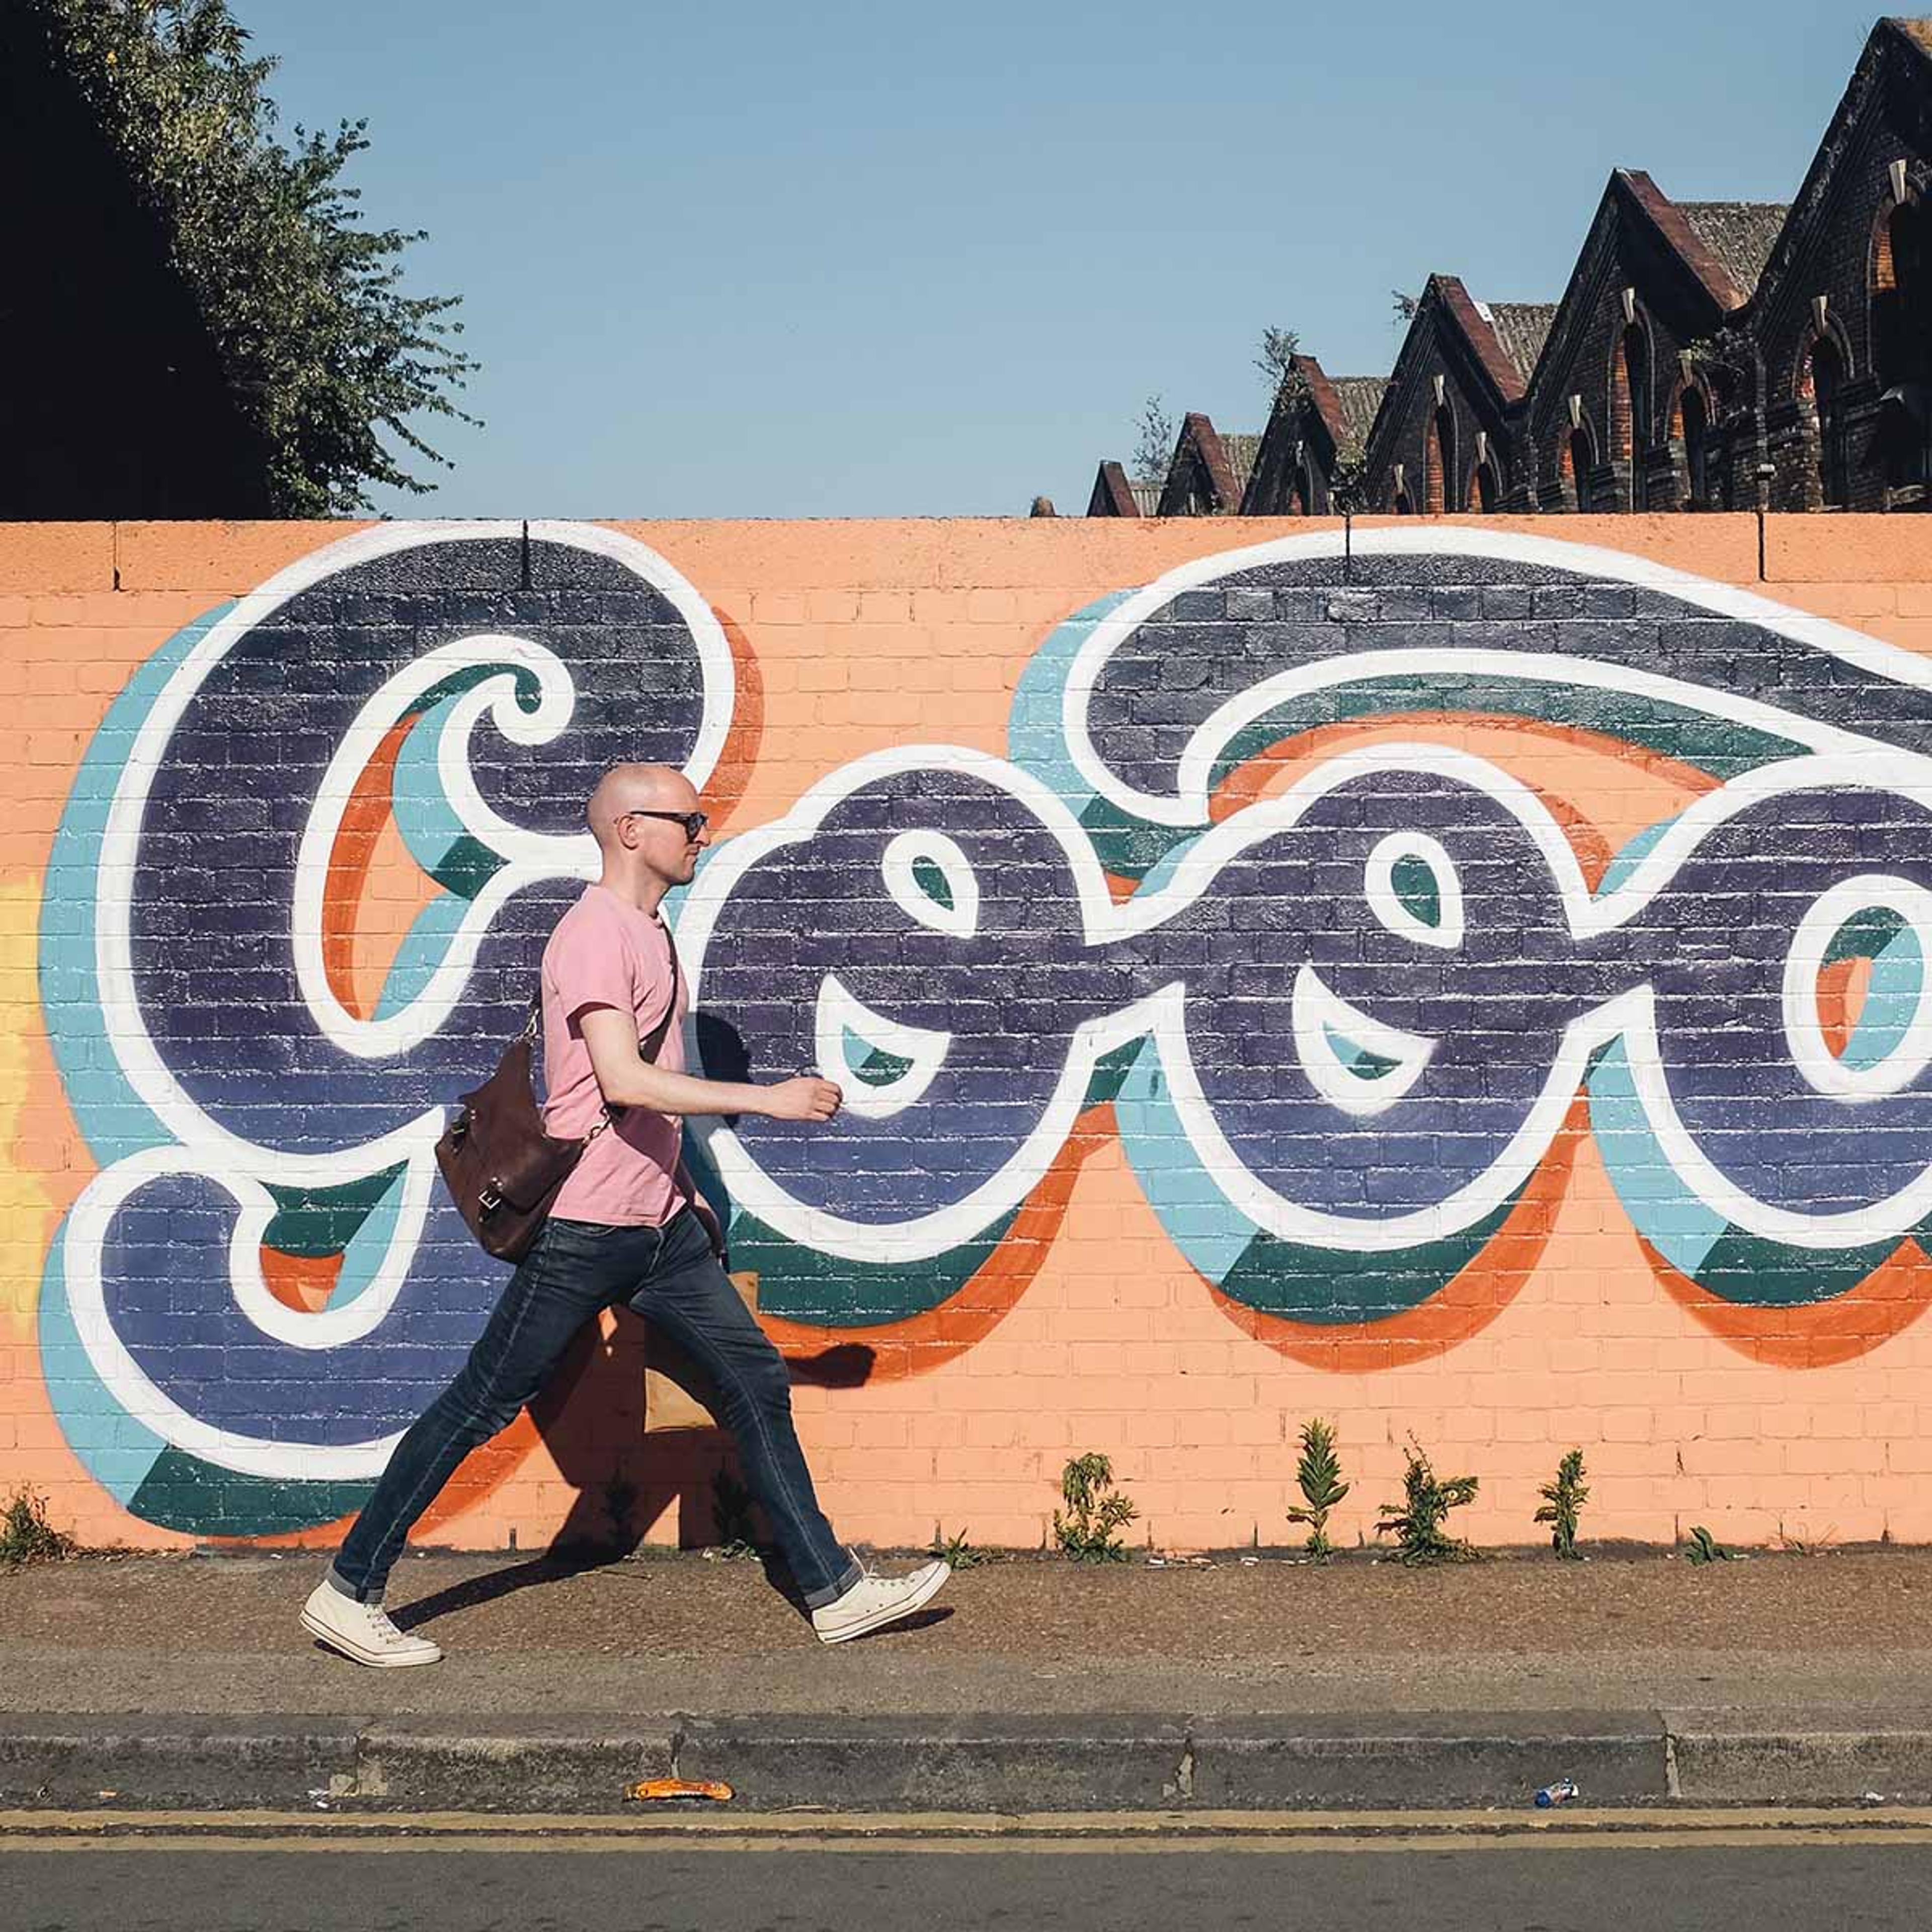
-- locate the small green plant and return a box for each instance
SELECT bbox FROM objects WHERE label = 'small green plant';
[928,1527,991,1570]
[0,1488,76,1568]
[1054,1453,1138,1562]
[1682,1525,1735,1565]
[1534,1449,1590,1560]
[1286,1418,1350,1562]
[1376,1439,1480,1566]
[709,1466,758,1558]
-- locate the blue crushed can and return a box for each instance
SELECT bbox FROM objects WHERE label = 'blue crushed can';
[1534,1777,1580,1808]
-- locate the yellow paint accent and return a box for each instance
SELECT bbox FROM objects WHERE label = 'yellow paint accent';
[0,876,55,1338]
[4,1805,1932,1857]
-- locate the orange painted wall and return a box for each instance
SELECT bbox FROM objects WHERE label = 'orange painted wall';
[6,514,1932,1558]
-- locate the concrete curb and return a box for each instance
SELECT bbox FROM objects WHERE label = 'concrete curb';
[3,1711,1929,1813]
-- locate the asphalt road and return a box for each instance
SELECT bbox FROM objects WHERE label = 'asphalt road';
[5,1817,1932,1931]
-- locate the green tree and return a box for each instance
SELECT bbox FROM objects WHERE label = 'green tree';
[35,0,478,513]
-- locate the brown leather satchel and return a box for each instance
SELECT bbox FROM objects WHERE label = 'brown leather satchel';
[435,940,681,1264]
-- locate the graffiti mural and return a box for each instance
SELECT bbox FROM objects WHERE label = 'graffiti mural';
[37,522,1932,1537]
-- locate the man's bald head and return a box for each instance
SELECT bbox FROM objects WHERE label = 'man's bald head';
[587,764,699,855]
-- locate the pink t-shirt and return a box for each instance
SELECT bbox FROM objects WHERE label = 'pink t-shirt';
[540,884,688,1227]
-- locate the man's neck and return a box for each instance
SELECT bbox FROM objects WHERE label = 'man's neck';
[597,868,668,919]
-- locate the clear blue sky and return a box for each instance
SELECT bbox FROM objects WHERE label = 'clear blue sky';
[239,0,1888,519]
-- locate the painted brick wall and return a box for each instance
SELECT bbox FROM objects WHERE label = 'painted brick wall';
[7,514,1932,1562]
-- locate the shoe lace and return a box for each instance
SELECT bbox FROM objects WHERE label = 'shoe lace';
[363,1603,413,1645]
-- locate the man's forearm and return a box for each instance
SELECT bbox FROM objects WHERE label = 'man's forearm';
[601,1061,775,1118]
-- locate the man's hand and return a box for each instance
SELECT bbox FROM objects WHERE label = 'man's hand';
[761,1077,843,1122]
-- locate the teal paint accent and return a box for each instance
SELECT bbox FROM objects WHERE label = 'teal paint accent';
[1214,1206,1512,1324]
[1833,918,1921,1079]
[1586,1036,1728,1278]
[1084,1037,1145,1109]
[727,1209,1011,1326]
[1391,853,1440,927]
[910,856,954,912]
[390,686,508,895]
[371,893,473,1022]
[1325,1029,1401,1082]
[1008,590,1204,880]
[854,1041,914,1088]
[125,1448,371,1538]
[38,1209,382,1531]
[1112,1034,1254,1283]
[36,1216,166,1506]
[39,606,234,1165]
[262,1168,404,1258]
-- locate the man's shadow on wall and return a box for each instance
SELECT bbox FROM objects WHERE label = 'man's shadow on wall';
[392,1304,877,1632]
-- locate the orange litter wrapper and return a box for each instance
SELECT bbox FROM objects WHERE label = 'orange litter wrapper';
[625,1777,735,1803]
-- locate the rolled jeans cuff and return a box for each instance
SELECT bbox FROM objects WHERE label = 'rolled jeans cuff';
[803,1553,865,1611]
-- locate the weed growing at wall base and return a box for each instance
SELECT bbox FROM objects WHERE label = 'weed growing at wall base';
[1054,1454,1138,1563]
[1535,1450,1590,1560]
[928,1527,991,1569]
[1683,1526,1737,1566]
[1,1488,76,1568]
[1377,1440,1480,1566]
[1286,1418,1350,1562]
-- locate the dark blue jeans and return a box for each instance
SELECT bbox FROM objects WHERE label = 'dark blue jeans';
[329,1208,861,1608]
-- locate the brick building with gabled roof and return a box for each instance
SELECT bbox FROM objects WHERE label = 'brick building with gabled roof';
[1156,414,1259,516]
[1080,19,1932,521]
[1241,357,1387,514]
[1519,171,1787,514]
[1746,15,1932,510]
[1358,276,1552,513]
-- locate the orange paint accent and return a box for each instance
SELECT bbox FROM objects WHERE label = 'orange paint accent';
[704,613,765,838]
[1654,1236,1932,1376]
[321,716,412,1021]
[1209,1094,1588,1372]
[1814,953,1873,1058]
[1645,1234,1932,1367]
[259,1248,344,1316]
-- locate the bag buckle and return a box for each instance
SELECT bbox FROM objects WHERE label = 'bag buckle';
[477,1183,503,1218]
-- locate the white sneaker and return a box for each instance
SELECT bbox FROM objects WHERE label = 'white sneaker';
[811,1560,950,1646]
[301,1578,443,1668]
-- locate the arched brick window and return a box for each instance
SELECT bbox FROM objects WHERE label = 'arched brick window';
[1473,459,1499,511]
[1295,451,1318,516]
[1670,383,1712,509]
[1872,196,1930,500]
[1425,405,1457,513]
[1802,334,1849,509]
[1562,425,1598,511]
[1620,325,1652,509]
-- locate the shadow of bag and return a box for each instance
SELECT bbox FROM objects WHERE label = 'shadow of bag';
[643,1269,761,1433]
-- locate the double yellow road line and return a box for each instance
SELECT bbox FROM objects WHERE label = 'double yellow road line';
[5,1807,1932,1857]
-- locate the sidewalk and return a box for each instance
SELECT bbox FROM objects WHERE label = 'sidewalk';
[3,1546,1930,1813]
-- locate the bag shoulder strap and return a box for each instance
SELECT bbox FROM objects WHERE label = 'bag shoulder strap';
[637,921,682,1066]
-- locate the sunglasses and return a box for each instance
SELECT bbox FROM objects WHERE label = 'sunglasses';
[621,809,710,840]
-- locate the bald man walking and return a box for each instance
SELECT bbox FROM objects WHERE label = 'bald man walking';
[301,764,949,1665]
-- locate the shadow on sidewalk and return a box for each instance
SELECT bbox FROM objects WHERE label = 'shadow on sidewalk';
[390,1306,884,1635]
